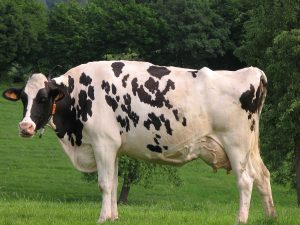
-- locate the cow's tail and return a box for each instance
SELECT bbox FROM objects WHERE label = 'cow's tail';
[252,69,268,156]
[257,69,268,117]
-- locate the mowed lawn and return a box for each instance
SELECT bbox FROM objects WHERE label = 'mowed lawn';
[0,85,299,225]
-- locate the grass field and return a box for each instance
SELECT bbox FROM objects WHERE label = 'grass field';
[0,84,299,225]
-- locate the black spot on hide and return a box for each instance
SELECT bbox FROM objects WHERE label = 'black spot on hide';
[79,72,92,86]
[123,94,131,105]
[105,95,118,112]
[122,74,130,88]
[111,62,125,77]
[144,112,162,131]
[120,94,139,127]
[147,66,171,79]
[88,86,94,100]
[144,77,159,94]
[117,115,130,132]
[239,84,261,114]
[239,78,266,131]
[190,71,198,78]
[68,76,74,93]
[121,104,139,127]
[144,112,173,135]
[101,80,110,94]
[164,118,173,135]
[182,117,187,126]
[78,90,93,122]
[112,84,117,95]
[172,109,179,121]
[147,144,162,153]
[131,77,175,109]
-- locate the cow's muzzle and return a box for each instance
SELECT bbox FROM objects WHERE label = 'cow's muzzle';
[19,122,35,137]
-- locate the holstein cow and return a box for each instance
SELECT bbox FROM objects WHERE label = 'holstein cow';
[3,61,276,223]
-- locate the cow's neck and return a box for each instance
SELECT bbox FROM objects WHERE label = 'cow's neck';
[50,81,84,147]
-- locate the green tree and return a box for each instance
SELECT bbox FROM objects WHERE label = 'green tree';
[235,0,299,66]
[208,0,251,69]
[45,0,165,70]
[45,1,90,69]
[235,0,300,204]
[0,0,47,81]
[88,0,166,59]
[146,0,234,68]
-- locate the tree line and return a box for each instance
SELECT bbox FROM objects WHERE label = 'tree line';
[0,0,247,82]
[0,0,299,204]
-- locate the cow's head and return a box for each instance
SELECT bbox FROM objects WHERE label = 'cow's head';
[3,73,64,137]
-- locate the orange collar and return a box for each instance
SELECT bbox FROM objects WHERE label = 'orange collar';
[52,102,57,115]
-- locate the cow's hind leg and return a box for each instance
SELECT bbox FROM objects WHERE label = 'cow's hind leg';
[253,156,276,219]
[225,148,255,224]
[235,161,254,224]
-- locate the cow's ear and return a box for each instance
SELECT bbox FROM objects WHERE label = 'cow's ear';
[48,82,65,102]
[2,88,22,101]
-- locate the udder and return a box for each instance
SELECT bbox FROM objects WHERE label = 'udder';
[196,136,231,172]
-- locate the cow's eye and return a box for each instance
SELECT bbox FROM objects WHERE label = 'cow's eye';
[39,97,48,103]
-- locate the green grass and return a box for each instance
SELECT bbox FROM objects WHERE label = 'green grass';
[0,84,299,225]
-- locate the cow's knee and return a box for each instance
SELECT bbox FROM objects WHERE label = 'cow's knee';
[99,179,113,193]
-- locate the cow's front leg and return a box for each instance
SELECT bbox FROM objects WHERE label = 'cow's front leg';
[94,144,118,224]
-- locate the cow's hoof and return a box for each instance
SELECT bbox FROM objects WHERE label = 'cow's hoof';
[111,215,119,221]
[235,221,247,225]
[97,216,118,224]
[111,216,119,222]
[97,217,107,224]
[268,209,277,218]
[235,217,248,225]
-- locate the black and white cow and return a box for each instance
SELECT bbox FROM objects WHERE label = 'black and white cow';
[3,61,276,223]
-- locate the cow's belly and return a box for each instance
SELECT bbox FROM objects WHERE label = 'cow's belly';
[120,134,231,171]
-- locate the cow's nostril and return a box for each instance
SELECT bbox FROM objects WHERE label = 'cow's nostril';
[19,122,35,133]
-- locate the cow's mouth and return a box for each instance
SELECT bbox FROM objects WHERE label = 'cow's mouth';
[19,121,36,138]
[19,131,35,138]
